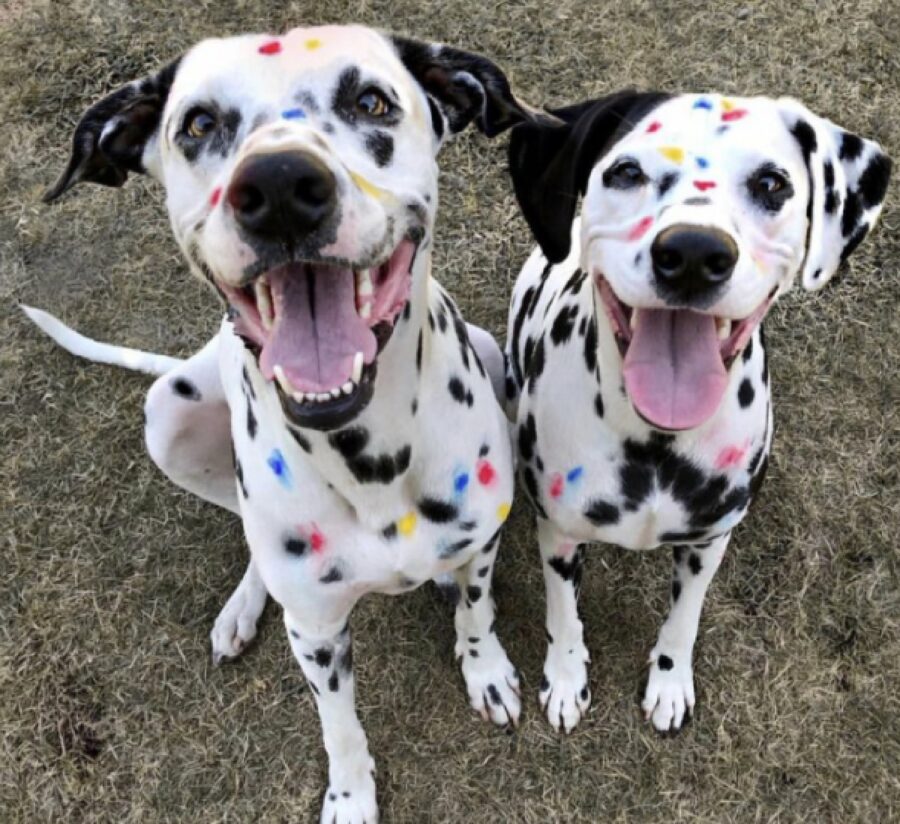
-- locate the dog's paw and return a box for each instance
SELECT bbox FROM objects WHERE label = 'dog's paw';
[641,649,695,733]
[320,773,378,824]
[539,643,591,733]
[458,636,521,727]
[209,575,268,665]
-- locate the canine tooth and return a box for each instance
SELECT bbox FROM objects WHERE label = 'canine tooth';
[330,387,341,398]
[359,301,372,320]
[292,390,305,403]
[356,269,374,297]
[629,311,638,331]
[273,364,293,394]
[716,318,732,340]
[352,352,364,383]
[255,278,274,330]
[341,381,354,395]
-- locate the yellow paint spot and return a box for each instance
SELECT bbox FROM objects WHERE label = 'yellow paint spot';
[496,502,511,522]
[658,146,684,164]
[350,171,385,200]
[398,511,417,537]
[305,38,322,50]
[721,98,735,112]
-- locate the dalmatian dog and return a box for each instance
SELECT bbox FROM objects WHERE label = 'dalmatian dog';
[25,25,545,822]
[503,91,890,734]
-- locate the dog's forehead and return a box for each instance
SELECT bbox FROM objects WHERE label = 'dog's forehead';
[617,94,797,162]
[170,25,411,106]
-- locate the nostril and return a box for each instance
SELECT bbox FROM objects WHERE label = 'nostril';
[229,183,265,217]
[654,248,683,275]
[706,253,735,278]
[294,174,332,207]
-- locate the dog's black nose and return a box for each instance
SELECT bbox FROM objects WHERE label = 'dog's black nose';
[650,224,738,300]
[227,151,337,241]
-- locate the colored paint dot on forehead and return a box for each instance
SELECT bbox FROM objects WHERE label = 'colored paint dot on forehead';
[281,108,306,120]
[476,459,496,486]
[305,38,322,50]
[267,448,292,488]
[646,121,662,134]
[695,156,710,169]
[549,474,564,499]
[693,98,714,110]
[259,40,282,55]
[722,109,748,122]
[693,180,716,192]
[496,502,511,522]
[566,466,584,483]
[398,511,417,537]
[659,146,684,164]
[454,472,470,494]
[310,528,325,552]
[209,186,222,207]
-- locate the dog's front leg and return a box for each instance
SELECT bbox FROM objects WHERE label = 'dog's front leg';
[452,531,521,726]
[642,531,731,733]
[285,614,377,824]
[537,517,591,733]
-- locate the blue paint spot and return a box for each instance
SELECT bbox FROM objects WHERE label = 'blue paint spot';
[696,156,709,169]
[693,98,713,111]
[267,448,292,489]
[566,466,584,483]
[716,125,730,135]
[281,108,306,120]
[454,472,470,494]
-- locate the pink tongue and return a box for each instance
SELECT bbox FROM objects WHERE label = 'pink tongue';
[623,308,727,430]
[259,264,377,393]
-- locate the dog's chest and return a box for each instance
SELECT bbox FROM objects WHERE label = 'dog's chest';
[512,260,772,549]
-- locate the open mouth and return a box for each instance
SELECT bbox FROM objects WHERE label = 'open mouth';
[596,276,774,431]
[219,239,417,430]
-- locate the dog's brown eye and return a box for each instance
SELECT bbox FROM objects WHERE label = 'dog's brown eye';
[356,89,391,118]
[184,108,217,139]
[748,164,794,211]
[603,159,648,189]
[755,171,787,194]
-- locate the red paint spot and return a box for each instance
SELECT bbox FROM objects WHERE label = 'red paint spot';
[627,216,654,242]
[549,473,564,499]
[721,109,747,122]
[715,444,748,470]
[646,121,662,133]
[209,187,221,207]
[310,528,325,552]
[693,180,716,192]
[476,459,496,486]
[259,40,282,55]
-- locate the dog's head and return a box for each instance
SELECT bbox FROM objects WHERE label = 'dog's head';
[46,25,541,429]
[509,92,891,431]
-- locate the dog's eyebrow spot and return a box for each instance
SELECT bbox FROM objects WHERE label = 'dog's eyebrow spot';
[365,130,394,167]
[683,196,711,206]
[658,172,679,196]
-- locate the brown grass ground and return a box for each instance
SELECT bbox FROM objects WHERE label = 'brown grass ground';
[1,1,899,821]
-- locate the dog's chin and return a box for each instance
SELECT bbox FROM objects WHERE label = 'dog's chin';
[594,273,775,431]
[216,238,419,432]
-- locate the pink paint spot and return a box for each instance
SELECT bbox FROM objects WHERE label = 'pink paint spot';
[693,180,716,192]
[557,541,576,558]
[721,109,748,122]
[259,40,281,55]
[209,187,222,207]
[715,443,748,470]
[646,121,662,133]
[476,459,496,486]
[310,528,325,553]
[549,473,564,499]
[627,216,654,242]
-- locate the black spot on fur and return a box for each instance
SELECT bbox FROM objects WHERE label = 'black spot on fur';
[416,330,423,371]
[672,580,681,602]
[320,567,343,584]
[171,377,201,400]
[583,499,620,526]
[841,190,862,237]
[382,523,398,540]
[246,397,257,439]
[448,376,474,407]
[791,120,817,162]
[440,538,473,559]
[518,414,537,462]
[658,171,679,196]
[839,132,864,161]
[285,537,308,556]
[487,684,502,705]
[841,223,869,263]
[235,459,248,499]
[688,553,703,575]
[658,655,674,671]
[583,317,598,373]
[329,426,369,458]
[418,496,458,523]
[365,130,394,167]
[289,428,312,453]
[550,304,579,346]
[548,546,584,595]
[527,337,546,394]
[329,427,410,484]
[521,465,547,518]
[479,443,490,457]
[594,392,604,418]
[313,648,333,667]
[466,585,482,603]
[738,378,755,408]
[742,336,754,362]
[328,671,339,692]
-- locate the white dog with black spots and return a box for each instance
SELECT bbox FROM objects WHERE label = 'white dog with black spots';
[24,25,549,823]
[504,91,890,734]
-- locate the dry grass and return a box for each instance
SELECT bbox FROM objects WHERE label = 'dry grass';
[2,1,899,821]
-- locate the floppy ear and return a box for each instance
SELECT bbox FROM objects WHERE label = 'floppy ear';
[390,36,550,139]
[43,57,181,203]
[778,98,891,290]
[507,91,670,264]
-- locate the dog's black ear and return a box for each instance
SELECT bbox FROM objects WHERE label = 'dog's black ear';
[43,57,181,203]
[508,91,670,264]
[390,36,549,139]
[778,98,891,290]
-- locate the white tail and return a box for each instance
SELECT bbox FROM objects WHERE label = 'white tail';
[20,305,183,377]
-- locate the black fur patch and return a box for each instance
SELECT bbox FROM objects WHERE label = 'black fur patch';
[858,153,891,209]
[418,497,459,523]
[171,377,201,400]
[550,304,579,346]
[738,378,755,408]
[320,567,343,584]
[583,499,620,526]
[658,655,674,670]
[518,414,537,462]
[448,376,474,407]
[365,130,395,167]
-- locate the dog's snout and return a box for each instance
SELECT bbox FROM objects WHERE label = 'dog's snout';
[227,151,337,241]
[650,224,738,299]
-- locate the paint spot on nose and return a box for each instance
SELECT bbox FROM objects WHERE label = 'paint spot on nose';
[627,216,654,242]
[209,187,221,207]
[693,180,716,192]
[722,109,748,122]
[695,156,709,169]
[659,146,684,164]
[281,108,306,120]
[305,38,322,50]
[646,121,662,133]
[693,98,713,110]
[259,40,281,55]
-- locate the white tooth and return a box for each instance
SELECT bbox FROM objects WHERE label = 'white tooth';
[359,301,372,320]
[273,364,293,394]
[341,381,354,395]
[356,269,374,296]
[255,278,274,330]
[331,387,341,398]
[352,352,364,383]
[717,318,732,340]
[629,311,638,331]
[317,392,331,402]
[292,390,305,403]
